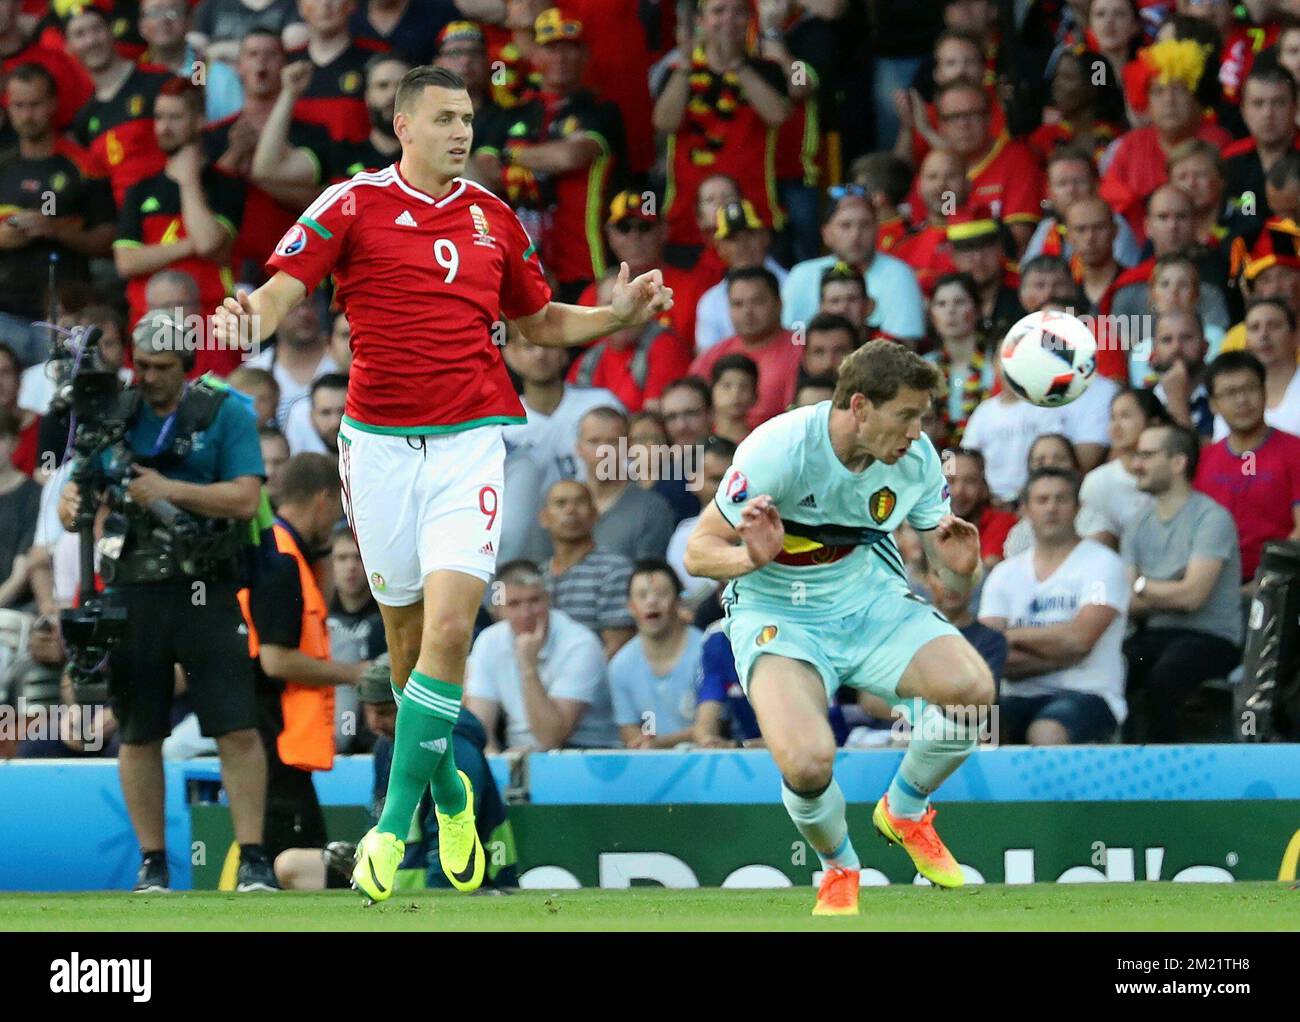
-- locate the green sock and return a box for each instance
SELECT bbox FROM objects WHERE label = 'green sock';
[377,672,465,837]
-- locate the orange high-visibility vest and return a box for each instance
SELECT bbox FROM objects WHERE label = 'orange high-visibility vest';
[237,523,335,772]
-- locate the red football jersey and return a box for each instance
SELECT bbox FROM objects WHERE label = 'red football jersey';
[266,165,552,432]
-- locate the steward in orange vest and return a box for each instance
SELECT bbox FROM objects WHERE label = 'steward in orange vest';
[237,454,368,863]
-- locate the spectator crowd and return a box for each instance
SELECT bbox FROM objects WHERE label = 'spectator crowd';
[5,0,1300,764]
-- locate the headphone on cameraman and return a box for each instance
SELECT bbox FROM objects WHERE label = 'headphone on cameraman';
[130,309,198,372]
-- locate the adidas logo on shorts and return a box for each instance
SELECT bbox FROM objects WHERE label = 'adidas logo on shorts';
[798,493,817,508]
[479,540,495,555]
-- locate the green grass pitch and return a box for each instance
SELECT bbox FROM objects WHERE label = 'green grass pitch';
[0,883,1295,931]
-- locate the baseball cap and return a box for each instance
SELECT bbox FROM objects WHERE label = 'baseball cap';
[535,8,583,45]
[357,653,394,705]
[715,199,765,240]
[945,204,1002,250]
[608,190,657,225]
[436,21,485,52]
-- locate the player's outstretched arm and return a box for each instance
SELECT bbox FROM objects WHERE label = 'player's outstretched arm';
[511,261,674,348]
[684,497,784,581]
[212,271,307,350]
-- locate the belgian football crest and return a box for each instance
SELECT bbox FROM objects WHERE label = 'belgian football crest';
[868,487,896,524]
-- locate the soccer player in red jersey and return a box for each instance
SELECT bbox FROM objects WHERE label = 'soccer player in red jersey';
[213,66,672,903]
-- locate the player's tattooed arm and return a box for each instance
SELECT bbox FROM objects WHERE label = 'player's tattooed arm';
[511,262,674,346]
[919,515,982,600]
[684,497,783,580]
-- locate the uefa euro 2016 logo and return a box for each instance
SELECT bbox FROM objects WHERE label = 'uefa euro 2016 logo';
[727,471,748,503]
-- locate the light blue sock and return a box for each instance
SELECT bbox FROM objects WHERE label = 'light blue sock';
[888,702,978,820]
[781,778,860,871]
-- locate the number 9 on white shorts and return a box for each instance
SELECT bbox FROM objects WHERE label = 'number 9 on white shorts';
[338,421,506,606]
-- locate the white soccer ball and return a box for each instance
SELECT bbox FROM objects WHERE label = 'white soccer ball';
[998,309,1097,407]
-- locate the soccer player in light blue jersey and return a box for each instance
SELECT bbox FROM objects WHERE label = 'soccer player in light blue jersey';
[685,340,994,915]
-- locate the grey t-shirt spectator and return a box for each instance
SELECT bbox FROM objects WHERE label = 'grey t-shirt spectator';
[1121,491,1244,646]
[541,549,634,634]
[593,484,677,561]
[194,0,302,44]
[609,627,706,736]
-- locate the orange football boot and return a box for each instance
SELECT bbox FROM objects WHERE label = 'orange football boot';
[872,795,964,888]
[812,866,860,916]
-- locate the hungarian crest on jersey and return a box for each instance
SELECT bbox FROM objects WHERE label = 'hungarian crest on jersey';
[470,203,495,248]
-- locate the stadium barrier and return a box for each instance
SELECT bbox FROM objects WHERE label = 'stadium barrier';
[2,746,1298,891]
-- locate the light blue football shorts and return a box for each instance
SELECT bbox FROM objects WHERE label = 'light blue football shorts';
[723,585,960,706]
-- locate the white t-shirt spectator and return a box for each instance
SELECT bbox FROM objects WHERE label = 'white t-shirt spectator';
[1211,370,1300,440]
[282,397,328,455]
[465,608,619,749]
[979,538,1129,723]
[502,385,623,492]
[608,627,706,738]
[961,394,1069,502]
[1076,456,1150,540]
[1058,373,1119,449]
[695,257,789,354]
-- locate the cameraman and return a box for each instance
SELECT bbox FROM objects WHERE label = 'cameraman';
[57,310,272,893]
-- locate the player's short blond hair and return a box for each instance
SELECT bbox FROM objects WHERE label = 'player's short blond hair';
[832,339,942,409]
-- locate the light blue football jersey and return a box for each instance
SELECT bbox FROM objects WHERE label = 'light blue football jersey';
[714,401,950,617]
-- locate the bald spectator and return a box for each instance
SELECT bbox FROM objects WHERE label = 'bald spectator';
[538,480,636,659]
[1108,186,1232,333]
[574,406,676,562]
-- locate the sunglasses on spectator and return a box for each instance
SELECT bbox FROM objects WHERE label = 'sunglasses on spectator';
[827,184,867,202]
[612,220,656,235]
